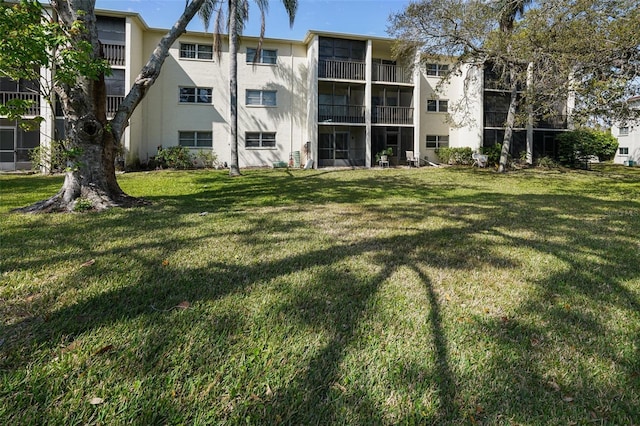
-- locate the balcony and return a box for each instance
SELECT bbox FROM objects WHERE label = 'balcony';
[319,104,365,123]
[372,106,414,125]
[102,42,125,66]
[319,59,365,81]
[1,91,40,116]
[107,95,124,117]
[536,115,567,129]
[373,63,413,84]
[484,111,508,127]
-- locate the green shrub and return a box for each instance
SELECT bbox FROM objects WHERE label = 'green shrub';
[481,143,502,166]
[29,140,67,173]
[536,156,559,169]
[556,129,618,168]
[195,149,219,168]
[155,146,195,169]
[435,147,474,165]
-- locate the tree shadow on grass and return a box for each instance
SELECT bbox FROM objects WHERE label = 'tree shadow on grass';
[2,169,639,423]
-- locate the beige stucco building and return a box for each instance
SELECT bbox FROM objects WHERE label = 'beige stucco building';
[1,7,568,171]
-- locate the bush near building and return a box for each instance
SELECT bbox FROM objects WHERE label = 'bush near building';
[556,129,618,168]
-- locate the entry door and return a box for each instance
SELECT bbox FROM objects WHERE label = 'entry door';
[0,128,16,169]
[318,131,350,165]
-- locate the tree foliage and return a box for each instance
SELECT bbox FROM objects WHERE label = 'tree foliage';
[0,0,110,122]
[556,129,619,167]
[1,0,208,212]
[389,0,640,169]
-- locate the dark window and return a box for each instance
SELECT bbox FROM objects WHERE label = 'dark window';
[179,87,212,104]
[246,48,277,64]
[180,43,213,60]
[179,131,212,147]
[245,132,276,148]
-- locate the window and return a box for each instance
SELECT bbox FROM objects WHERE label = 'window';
[427,99,448,112]
[245,132,276,148]
[179,131,213,147]
[179,87,212,104]
[246,90,277,106]
[619,147,629,155]
[619,126,629,136]
[179,43,213,60]
[426,135,449,148]
[426,63,449,77]
[246,48,277,64]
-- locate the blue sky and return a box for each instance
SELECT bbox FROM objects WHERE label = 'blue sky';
[94,0,410,40]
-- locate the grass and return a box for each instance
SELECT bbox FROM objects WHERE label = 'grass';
[1,164,639,424]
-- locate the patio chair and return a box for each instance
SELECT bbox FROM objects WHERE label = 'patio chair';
[472,152,488,168]
[406,151,419,167]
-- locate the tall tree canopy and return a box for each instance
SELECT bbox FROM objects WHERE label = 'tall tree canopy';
[0,0,209,212]
[389,0,640,170]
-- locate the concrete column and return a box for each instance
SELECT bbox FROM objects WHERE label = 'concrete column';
[365,39,372,168]
[306,35,319,168]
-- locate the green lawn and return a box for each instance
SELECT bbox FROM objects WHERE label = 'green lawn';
[1,165,639,424]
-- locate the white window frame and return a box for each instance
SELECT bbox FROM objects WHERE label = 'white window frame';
[179,87,212,104]
[619,147,629,155]
[178,131,213,148]
[245,132,276,149]
[179,43,213,60]
[246,47,277,65]
[426,63,449,77]
[246,90,277,107]
[427,99,448,113]
[619,126,629,136]
[426,135,449,148]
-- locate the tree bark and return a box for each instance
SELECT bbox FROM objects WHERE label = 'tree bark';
[18,0,207,213]
[497,68,519,173]
[228,0,241,177]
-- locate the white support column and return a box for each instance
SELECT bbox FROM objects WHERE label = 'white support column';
[413,50,422,162]
[39,66,55,174]
[306,35,319,168]
[526,62,534,165]
[365,39,373,168]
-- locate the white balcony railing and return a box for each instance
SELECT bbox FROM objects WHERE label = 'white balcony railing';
[373,63,413,84]
[319,59,366,81]
[0,91,40,116]
[372,106,414,125]
[102,42,125,66]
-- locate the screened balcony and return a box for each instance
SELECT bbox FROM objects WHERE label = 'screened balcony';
[372,106,413,125]
[372,63,412,84]
[318,59,366,81]
[318,104,365,123]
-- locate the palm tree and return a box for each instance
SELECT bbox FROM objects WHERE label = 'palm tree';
[199,0,297,176]
[495,0,531,173]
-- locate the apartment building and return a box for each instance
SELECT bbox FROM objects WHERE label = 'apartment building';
[611,96,640,165]
[0,7,568,171]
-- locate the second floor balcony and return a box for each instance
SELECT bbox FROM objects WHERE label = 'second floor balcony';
[319,104,365,124]
[1,91,40,116]
[102,42,125,67]
[485,111,568,129]
[319,59,366,81]
[372,106,414,125]
[372,63,413,84]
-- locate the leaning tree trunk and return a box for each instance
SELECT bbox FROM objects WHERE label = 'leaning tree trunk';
[228,0,241,177]
[17,0,207,213]
[497,68,519,173]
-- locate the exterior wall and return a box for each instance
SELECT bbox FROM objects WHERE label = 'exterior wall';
[137,31,308,168]
[612,125,640,164]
